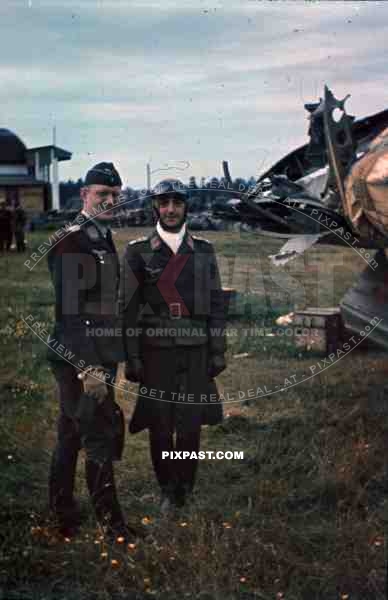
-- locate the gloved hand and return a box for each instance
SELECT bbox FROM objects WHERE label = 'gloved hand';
[125,357,144,383]
[77,365,108,404]
[207,354,226,379]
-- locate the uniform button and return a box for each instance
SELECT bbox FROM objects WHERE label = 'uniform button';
[85,320,91,325]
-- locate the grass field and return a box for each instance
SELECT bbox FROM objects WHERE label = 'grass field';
[0,227,386,599]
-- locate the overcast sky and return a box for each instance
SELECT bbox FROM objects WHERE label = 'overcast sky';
[1,0,387,188]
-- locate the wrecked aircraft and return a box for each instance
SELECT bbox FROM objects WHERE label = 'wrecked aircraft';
[220,87,388,349]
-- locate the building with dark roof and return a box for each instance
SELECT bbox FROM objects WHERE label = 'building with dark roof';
[0,128,72,213]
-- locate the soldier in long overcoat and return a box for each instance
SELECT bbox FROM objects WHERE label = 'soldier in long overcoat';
[47,162,128,540]
[121,178,226,511]
[0,202,12,251]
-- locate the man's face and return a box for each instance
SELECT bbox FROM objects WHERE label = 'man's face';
[81,184,121,220]
[157,194,186,232]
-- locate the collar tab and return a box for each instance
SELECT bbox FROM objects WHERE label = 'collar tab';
[150,233,162,250]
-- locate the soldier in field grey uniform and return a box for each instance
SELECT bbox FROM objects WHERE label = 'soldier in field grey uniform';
[121,178,226,512]
[47,162,129,540]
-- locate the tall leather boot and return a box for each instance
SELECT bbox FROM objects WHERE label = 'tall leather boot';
[149,429,176,513]
[85,459,127,539]
[174,428,201,507]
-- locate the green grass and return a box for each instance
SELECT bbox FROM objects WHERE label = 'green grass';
[0,229,386,599]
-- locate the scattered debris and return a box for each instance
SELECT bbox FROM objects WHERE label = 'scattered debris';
[275,313,294,326]
[232,352,251,359]
[269,232,331,265]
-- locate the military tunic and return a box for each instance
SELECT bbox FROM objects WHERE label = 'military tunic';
[48,215,124,367]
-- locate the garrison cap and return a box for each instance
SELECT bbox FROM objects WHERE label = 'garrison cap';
[153,178,188,200]
[85,162,122,187]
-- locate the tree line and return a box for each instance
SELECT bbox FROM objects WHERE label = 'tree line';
[59,176,258,212]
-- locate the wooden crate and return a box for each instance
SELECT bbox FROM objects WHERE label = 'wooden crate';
[279,307,343,354]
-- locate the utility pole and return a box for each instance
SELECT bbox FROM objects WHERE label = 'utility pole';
[146,163,151,191]
[51,125,60,211]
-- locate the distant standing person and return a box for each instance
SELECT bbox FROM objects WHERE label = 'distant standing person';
[0,202,12,252]
[14,203,27,252]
